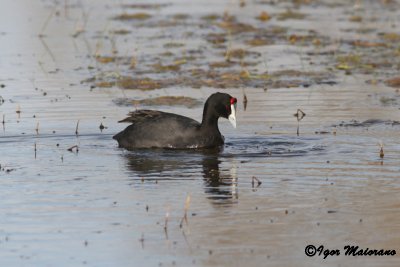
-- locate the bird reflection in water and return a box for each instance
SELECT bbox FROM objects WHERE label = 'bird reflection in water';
[123,149,238,205]
[201,155,238,205]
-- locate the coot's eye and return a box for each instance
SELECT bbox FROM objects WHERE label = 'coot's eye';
[230,97,237,104]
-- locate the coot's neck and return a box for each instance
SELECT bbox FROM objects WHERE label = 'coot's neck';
[201,100,219,130]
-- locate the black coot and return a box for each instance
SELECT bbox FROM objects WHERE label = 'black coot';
[113,92,237,149]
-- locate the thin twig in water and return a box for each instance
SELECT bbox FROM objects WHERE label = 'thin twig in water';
[139,233,144,249]
[181,229,192,252]
[379,141,384,158]
[224,27,233,62]
[39,37,56,63]
[67,145,79,152]
[252,176,262,187]
[179,194,191,228]
[34,142,37,159]
[16,105,21,119]
[243,89,248,111]
[75,120,80,136]
[164,207,170,240]
[164,210,169,231]
[294,109,306,136]
[71,6,89,38]
[99,122,107,132]
[39,6,56,37]
[294,109,306,121]
[35,122,39,135]
[64,0,69,18]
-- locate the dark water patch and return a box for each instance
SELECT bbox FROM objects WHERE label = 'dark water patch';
[334,119,400,128]
[0,163,18,174]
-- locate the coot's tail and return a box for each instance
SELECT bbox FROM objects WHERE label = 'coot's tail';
[113,131,123,141]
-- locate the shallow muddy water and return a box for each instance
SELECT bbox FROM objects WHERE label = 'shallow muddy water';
[1,0,400,267]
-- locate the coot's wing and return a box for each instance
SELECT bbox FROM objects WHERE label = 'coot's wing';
[114,109,202,148]
[118,110,199,128]
[118,110,167,124]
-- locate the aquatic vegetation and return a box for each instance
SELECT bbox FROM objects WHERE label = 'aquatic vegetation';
[163,42,185,48]
[209,61,235,68]
[225,48,261,59]
[117,77,163,90]
[382,32,400,42]
[201,14,221,21]
[121,3,169,9]
[110,29,131,35]
[152,63,181,72]
[79,0,399,94]
[385,76,400,87]
[246,38,272,46]
[349,15,363,22]
[336,54,361,70]
[95,81,114,88]
[219,21,255,34]
[205,33,227,45]
[115,96,201,108]
[96,56,115,64]
[172,14,190,20]
[113,13,152,21]
[256,11,271,22]
[351,40,386,48]
[277,9,307,20]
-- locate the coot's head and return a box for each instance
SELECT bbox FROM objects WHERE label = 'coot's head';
[203,92,237,128]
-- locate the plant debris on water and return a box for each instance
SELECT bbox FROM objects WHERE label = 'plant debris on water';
[121,3,170,9]
[277,9,307,20]
[114,96,201,108]
[78,0,400,100]
[113,13,152,21]
[256,11,271,21]
[385,77,400,88]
